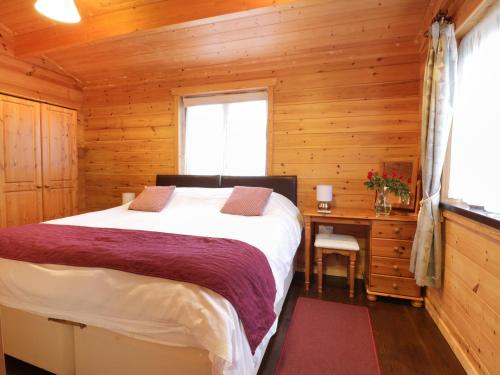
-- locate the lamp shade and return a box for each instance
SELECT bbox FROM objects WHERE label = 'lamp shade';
[35,0,81,23]
[316,185,333,202]
[122,192,136,205]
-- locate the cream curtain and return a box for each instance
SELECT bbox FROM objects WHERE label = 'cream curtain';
[410,22,457,288]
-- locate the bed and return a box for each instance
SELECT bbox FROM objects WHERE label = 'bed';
[0,175,302,375]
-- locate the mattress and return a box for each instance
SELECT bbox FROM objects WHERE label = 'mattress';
[0,187,303,374]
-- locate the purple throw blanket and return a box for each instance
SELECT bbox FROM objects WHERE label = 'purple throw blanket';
[0,224,277,352]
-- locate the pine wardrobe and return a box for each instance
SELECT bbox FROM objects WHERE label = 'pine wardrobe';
[0,94,77,228]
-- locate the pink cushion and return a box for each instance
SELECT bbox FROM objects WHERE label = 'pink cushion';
[221,186,273,216]
[129,186,175,212]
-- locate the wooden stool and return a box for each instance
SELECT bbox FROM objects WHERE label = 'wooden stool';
[314,233,360,298]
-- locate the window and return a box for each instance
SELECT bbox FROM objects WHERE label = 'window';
[180,91,268,176]
[445,5,500,213]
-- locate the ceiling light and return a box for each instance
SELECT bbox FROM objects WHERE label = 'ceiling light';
[34,0,81,23]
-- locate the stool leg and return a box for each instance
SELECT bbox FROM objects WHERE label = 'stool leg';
[316,248,323,293]
[346,258,350,288]
[349,253,356,299]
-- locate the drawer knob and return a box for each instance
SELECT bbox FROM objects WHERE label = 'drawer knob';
[392,283,399,289]
[394,227,401,234]
[393,265,399,270]
[393,246,400,252]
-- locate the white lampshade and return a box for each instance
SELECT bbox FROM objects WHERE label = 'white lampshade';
[35,0,81,23]
[122,192,136,205]
[316,185,333,202]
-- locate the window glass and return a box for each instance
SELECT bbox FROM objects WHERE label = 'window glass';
[183,96,268,176]
[446,6,500,213]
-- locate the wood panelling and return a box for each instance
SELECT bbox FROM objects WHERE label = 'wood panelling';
[426,212,500,375]
[78,0,425,211]
[6,0,297,57]
[0,52,83,109]
[83,57,421,211]
[37,0,425,87]
[0,22,82,109]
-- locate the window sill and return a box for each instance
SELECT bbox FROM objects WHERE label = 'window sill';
[440,201,500,230]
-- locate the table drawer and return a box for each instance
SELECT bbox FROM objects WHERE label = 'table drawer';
[371,239,412,259]
[371,256,413,278]
[372,221,416,240]
[369,274,421,297]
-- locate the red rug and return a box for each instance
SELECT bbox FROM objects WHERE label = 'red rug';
[275,297,381,375]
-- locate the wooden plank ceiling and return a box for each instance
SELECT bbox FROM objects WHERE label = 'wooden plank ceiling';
[0,0,430,88]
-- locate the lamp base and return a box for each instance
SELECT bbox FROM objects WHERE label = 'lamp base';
[317,201,331,213]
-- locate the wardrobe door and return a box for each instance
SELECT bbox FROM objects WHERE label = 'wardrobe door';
[41,104,78,221]
[0,95,43,228]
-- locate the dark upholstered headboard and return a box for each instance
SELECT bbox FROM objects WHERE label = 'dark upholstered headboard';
[156,175,220,188]
[156,175,298,205]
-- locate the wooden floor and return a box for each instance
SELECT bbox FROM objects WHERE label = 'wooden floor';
[259,273,465,375]
[5,273,465,375]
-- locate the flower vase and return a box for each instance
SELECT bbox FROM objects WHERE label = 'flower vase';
[375,187,391,216]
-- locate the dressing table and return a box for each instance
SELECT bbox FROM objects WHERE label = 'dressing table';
[303,208,423,307]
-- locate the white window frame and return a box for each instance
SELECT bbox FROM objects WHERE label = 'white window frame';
[171,79,276,176]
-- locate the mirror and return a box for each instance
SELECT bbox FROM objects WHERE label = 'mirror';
[382,158,418,210]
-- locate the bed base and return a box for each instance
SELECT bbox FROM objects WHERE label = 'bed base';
[0,266,295,375]
[0,305,212,375]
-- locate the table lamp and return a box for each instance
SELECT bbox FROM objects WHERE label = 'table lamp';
[316,185,333,213]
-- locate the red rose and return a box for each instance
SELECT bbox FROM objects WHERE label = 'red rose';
[392,170,397,178]
[367,171,373,180]
[382,171,388,179]
[399,175,404,180]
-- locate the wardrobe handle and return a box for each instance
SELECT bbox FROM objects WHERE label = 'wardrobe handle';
[36,185,42,189]
[394,227,401,234]
[44,185,50,189]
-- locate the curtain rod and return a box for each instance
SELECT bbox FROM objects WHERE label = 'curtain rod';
[424,10,454,37]
[432,10,454,24]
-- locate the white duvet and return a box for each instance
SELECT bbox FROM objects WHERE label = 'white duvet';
[0,188,303,374]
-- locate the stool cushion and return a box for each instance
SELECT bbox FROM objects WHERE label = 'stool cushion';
[314,233,360,251]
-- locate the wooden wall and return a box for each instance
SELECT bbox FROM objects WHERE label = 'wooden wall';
[82,51,421,212]
[82,40,421,278]
[0,24,82,109]
[426,212,500,375]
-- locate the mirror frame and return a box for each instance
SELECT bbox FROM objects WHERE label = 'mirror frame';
[381,157,419,211]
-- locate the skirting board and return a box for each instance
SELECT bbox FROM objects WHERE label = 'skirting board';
[425,296,479,375]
